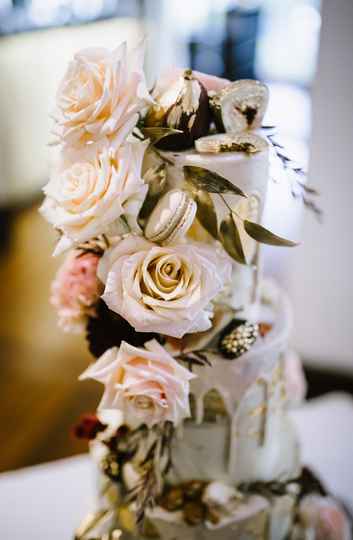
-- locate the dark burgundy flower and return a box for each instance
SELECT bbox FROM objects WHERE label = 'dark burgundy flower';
[73,413,107,440]
[86,300,158,358]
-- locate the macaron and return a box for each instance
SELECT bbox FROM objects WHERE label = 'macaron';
[144,189,197,245]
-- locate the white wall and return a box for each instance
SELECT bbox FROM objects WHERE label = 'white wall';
[287,0,353,372]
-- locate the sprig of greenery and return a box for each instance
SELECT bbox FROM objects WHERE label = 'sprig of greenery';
[125,422,174,527]
[176,349,214,371]
[183,165,299,265]
[267,132,322,220]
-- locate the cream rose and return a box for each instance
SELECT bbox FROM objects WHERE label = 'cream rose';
[53,41,152,148]
[79,339,195,427]
[40,140,148,255]
[98,235,232,338]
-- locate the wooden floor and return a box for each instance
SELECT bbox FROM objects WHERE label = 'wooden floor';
[0,205,101,472]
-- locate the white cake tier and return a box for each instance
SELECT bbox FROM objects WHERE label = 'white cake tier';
[168,286,301,486]
[163,140,270,317]
[149,493,296,540]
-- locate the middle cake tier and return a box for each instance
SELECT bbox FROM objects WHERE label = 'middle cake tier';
[167,284,301,487]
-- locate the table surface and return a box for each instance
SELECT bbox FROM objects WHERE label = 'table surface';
[1,393,353,540]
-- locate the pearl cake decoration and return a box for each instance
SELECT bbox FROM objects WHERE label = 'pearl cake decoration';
[195,132,268,154]
[210,79,269,133]
[218,318,259,359]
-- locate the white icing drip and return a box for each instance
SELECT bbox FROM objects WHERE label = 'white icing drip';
[257,378,269,447]
[169,286,300,485]
[190,286,293,424]
[227,411,239,479]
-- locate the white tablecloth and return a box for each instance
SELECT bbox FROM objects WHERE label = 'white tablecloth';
[1,393,353,540]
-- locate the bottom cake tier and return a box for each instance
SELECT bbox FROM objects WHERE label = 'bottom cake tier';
[74,284,351,540]
[75,469,351,540]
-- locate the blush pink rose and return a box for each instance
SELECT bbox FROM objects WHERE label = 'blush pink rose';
[50,251,102,333]
[80,339,195,427]
[298,495,352,540]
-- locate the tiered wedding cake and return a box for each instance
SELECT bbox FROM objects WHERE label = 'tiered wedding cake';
[41,41,351,540]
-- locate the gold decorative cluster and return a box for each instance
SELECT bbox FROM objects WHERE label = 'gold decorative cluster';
[219,319,259,359]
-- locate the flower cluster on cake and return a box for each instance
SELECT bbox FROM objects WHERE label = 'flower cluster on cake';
[41,41,351,540]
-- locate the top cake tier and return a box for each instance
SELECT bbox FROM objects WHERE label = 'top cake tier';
[161,138,270,317]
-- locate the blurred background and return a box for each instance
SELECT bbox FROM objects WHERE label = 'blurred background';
[0,0,352,472]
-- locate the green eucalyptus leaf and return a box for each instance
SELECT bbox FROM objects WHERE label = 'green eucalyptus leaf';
[184,165,247,197]
[194,190,218,239]
[243,220,298,247]
[141,127,183,144]
[220,213,247,264]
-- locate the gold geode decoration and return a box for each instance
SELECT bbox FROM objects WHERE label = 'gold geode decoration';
[158,480,208,526]
[219,319,259,359]
[210,79,269,133]
[195,132,268,155]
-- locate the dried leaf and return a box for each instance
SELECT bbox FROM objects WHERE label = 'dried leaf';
[141,127,183,144]
[122,422,174,529]
[194,190,218,239]
[219,214,247,264]
[243,220,298,247]
[184,166,247,197]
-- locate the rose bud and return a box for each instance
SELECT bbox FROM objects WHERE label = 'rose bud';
[147,69,211,151]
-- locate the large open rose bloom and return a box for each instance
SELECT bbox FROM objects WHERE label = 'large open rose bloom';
[53,41,152,149]
[98,235,232,338]
[51,251,102,333]
[41,140,148,255]
[80,339,195,427]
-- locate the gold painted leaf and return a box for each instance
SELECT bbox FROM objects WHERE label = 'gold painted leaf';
[141,127,183,144]
[184,166,247,197]
[139,167,167,225]
[138,191,160,225]
[219,213,247,264]
[144,163,167,196]
[194,190,218,239]
[243,220,298,247]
